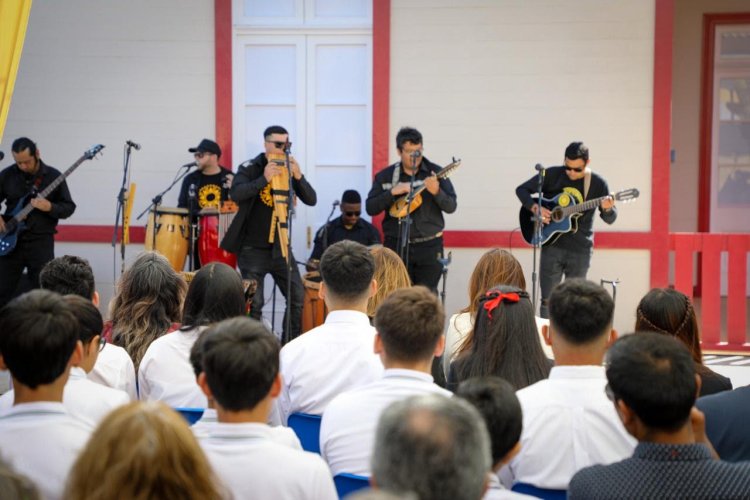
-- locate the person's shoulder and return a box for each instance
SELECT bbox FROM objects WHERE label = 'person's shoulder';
[699,384,750,408]
[569,462,612,493]
[373,163,396,179]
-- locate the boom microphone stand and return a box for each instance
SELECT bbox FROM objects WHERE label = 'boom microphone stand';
[283,142,296,344]
[112,141,138,277]
[530,163,545,316]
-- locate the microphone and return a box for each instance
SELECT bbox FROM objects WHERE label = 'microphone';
[535,163,545,171]
[182,161,197,169]
[411,150,422,159]
[0,151,4,161]
[126,140,141,150]
[332,199,340,207]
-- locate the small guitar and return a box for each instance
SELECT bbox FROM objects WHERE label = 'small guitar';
[519,188,639,246]
[389,158,461,219]
[0,144,104,256]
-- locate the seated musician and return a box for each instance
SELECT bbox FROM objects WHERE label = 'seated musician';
[308,189,381,265]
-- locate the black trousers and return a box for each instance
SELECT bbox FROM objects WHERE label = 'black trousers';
[0,234,55,309]
[385,236,444,293]
[539,243,592,318]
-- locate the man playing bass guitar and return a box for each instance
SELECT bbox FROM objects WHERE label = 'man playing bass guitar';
[0,137,76,307]
[516,141,616,318]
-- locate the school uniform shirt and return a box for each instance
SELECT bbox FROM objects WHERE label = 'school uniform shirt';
[192,408,302,450]
[320,368,452,476]
[138,326,207,408]
[0,367,130,427]
[88,342,137,400]
[276,310,383,425]
[0,402,92,500]
[484,473,537,500]
[200,422,337,500]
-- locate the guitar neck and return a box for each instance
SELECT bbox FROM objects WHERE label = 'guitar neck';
[559,195,609,217]
[15,156,87,221]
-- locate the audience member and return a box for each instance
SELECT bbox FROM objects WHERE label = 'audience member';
[503,279,635,490]
[636,287,731,396]
[139,262,245,407]
[277,241,383,424]
[196,317,337,499]
[569,332,750,499]
[65,401,222,500]
[0,290,92,500]
[0,457,40,500]
[457,377,534,500]
[108,251,187,372]
[39,255,136,399]
[696,385,750,462]
[321,286,451,475]
[367,245,411,319]
[371,394,492,500]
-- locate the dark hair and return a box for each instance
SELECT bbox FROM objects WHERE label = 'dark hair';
[181,263,245,329]
[189,329,208,377]
[0,290,78,389]
[201,317,280,412]
[456,377,522,465]
[63,295,103,345]
[548,279,614,345]
[319,241,375,301]
[564,141,589,162]
[396,127,423,151]
[452,286,550,390]
[341,190,361,204]
[39,255,96,299]
[606,332,697,431]
[263,125,289,138]
[11,137,37,157]
[635,288,702,364]
[374,286,444,363]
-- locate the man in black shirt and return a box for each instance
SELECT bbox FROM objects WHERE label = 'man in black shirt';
[516,142,616,318]
[366,127,457,292]
[309,189,380,262]
[221,126,317,342]
[0,137,76,307]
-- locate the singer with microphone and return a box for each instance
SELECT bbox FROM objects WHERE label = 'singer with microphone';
[366,127,457,293]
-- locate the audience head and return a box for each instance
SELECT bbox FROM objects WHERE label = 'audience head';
[39,255,96,302]
[606,332,698,435]
[374,286,444,366]
[320,241,375,307]
[62,295,104,373]
[463,248,526,317]
[0,457,40,500]
[456,377,523,469]
[65,401,221,500]
[548,279,614,346]
[199,317,281,413]
[636,288,701,364]
[0,290,79,390]
[372,394,491,500]
[110,251,186,371]
[368,246,411,317]
[181,262,245,329]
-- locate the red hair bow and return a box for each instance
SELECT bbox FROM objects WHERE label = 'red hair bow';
[483,291,520,319]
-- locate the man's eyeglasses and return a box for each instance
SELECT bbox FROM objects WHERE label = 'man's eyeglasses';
[344,211,361,217]
[98,336,107,353]
[266,140,291,150]
[194,152,208,159]
[565,165,585,173]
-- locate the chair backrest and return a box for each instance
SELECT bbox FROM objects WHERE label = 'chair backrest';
[511,482,566,500]
[287,412,322,453]
[174,407,205,426]
[333,473,369,499]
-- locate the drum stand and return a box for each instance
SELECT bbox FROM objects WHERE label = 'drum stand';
[188,184,197,271]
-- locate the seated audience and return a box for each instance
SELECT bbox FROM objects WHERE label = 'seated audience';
[321,286,451,476]
[39,255,136,399]
[569,332,750,499]
[0,457,40,500]
[371,394,492,500]
[139,262,245,407]
[65,401,222,500]
[277,241,383,424]
[0,290,92,500]
[636,287,731,396]
[366,245,411,319]
[504,279,635,490]
[448,285,551,391]
[696,385,750,462]
[196,316,337,499]
[457,377,534,500]
[108,251,187,372]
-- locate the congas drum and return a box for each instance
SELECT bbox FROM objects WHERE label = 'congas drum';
[302,271,328,333]
[198,211,237,268]
[144,207,189,272]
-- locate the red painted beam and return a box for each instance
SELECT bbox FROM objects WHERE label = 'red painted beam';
[215,0,233,168]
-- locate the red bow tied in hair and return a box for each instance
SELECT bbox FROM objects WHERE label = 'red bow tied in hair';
[483,291,520,320]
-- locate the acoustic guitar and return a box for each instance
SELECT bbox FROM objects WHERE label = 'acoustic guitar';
[389,159,461,219]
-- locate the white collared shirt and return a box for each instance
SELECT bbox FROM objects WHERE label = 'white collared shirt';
[192,408,302,449]
[484,473,536,500]
[89,342,137,400]
[320,368,451,476]
[200,422,337,500]
[277,310,383,424]
[0,367,130,427]
[0,402,92,500]
[503,365,636,490]
[138,326,207,408]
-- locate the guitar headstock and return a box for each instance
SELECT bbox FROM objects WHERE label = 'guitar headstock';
[614,188,639,202]
[85,144,105,160]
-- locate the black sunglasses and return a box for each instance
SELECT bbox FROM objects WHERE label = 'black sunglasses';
[565,165,585,173]
[344,211,361,217]
[267,140,291,149]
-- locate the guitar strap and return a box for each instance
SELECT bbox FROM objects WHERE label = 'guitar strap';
[583,167,592,201]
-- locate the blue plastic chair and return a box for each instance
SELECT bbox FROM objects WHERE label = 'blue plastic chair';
[333,473,369,499]
[511,482,566,500]
[174,407,205,426]
[287,412,322,453]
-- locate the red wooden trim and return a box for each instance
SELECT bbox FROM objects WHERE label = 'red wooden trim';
[672,233,698,299]
[372,0,390,234]
[57,225,147,244]
[700,235,723,344]
[215,0,233,168]
[443,231,655,249]
[727,235,748,345]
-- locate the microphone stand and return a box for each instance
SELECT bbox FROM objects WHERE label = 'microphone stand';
[437,250,452,307]
[531,164,545,316]
[112,142,136,276]
[137,164,195,250]
[188,183,197,271]
[283,143,296,344]
[398,153,419,264]
[321,201,338,254]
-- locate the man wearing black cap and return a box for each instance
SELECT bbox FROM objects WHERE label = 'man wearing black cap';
[309,190,380,262]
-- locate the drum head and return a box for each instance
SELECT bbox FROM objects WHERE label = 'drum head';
[155,206,189,215]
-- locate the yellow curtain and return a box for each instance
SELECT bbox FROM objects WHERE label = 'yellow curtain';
[0,0,32,143]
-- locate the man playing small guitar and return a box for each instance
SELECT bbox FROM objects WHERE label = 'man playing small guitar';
[0,137,76,307]
[516,142,616,318]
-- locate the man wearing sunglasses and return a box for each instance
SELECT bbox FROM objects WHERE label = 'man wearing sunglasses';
[516,142,617,318]
[309,189,380,262]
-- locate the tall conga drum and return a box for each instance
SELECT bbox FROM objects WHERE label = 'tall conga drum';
[144,207,189,272]
[198,206,237,268]
[302,271,327,332]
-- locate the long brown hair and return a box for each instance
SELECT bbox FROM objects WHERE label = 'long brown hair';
[635,288,702,364]
[462,249,526,317]
[367,246,411,317]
